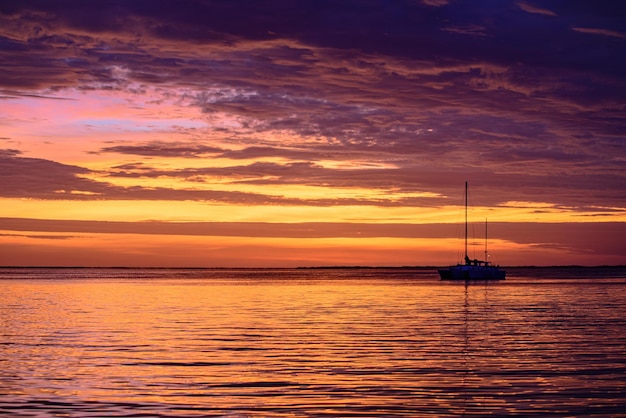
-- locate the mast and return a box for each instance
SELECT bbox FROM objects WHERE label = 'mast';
[464,181,468,263]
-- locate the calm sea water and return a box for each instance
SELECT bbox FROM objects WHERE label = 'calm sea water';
[1,267,625,417]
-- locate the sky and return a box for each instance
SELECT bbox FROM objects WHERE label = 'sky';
[1,0,625,267]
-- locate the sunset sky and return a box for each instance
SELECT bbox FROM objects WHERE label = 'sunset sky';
[1,0,625,267]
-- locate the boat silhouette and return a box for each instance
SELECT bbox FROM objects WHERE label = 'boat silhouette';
[438,182,506,280]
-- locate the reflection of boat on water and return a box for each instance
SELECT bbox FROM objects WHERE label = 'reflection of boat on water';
[439,182,506,281]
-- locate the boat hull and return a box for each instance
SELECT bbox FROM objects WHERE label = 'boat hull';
[439,265,506,280]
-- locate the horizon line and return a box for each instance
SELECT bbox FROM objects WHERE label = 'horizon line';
[1,265,625,269]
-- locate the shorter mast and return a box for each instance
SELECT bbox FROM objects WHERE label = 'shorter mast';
[464,181,468,264]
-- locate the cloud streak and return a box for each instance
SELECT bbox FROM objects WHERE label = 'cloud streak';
[1,217,624,267]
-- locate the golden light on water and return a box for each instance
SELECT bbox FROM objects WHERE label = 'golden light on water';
[5,269,626,414]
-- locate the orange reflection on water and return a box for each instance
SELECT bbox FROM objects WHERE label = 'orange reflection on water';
[2,270,626,416]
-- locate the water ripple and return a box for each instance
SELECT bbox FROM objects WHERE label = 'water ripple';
[1,267,626,416]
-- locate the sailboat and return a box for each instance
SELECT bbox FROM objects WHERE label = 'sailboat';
[438,182,506,280]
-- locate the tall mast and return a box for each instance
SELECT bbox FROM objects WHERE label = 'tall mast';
[484,218,488,263]
[464,181,468,261]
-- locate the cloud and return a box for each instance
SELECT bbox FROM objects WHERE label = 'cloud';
[572,27,626,40]
[0,1,625,212]
[442,25,488,37]
[0,149,106,199]
[1,218,624,261]
[0,233,76,240]
[517,2,557,17]
[96,142,223,158]
[0,148,273,204]
[0,147,445,206]
[422,0,449,7]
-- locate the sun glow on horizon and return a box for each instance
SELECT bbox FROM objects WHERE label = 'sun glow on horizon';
[2,227,621,267]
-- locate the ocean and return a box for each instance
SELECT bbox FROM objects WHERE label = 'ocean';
[1,267,625,417]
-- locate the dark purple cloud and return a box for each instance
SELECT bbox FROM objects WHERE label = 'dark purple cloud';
[0,148,442,206]
[96,143,223,158]
[0,0,624,212]
[91,144,623,209]
[0,149,105,198]
[2,1,624,86]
